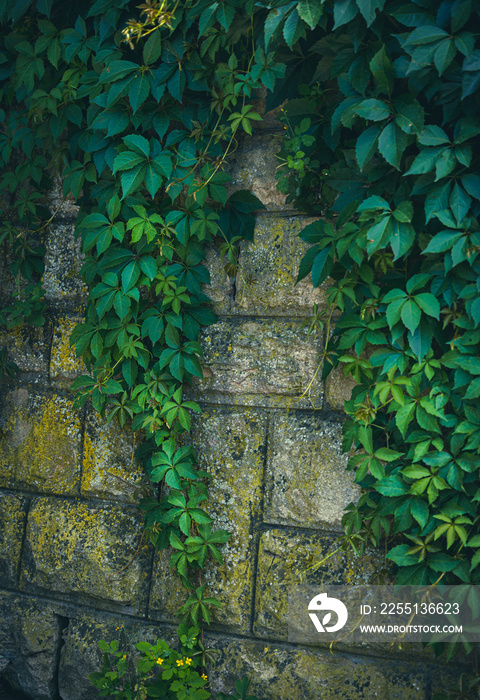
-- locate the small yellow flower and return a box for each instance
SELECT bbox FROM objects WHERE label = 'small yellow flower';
[122,654,127,660]
[176,659,184,667]
[185,657,192,665]
[156,658,163,665]
[201,674,207,681]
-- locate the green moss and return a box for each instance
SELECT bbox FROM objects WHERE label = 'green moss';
[0,393,81,494]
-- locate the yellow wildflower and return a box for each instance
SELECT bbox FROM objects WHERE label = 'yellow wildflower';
[185,657,192,665]
[201,674,207,681]
[156,658,163,665]
[122,655,127,660]
[176,659,184,667]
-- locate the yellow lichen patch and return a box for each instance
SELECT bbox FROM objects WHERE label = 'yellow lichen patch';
[0,393,81,495]
[0,493,27,585]
[50,317,85,382]
[21,498,150,611]
[81,411,143,503]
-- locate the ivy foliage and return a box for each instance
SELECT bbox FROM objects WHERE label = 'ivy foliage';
[273,0,480,610]
[2,0,480,674]
[0,0,280,630]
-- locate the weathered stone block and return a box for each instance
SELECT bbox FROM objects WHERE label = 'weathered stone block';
[0,390,81,495]
[232,215,327,316]
[46,175,80,220]
[202,244,235,315]
[196,318,323,408]
[264,412,358,531]
[149,407,267,633]
[0,325,48,374]
[208,637,393,700]
[50,316,85,385]
[253,529,385,640]
[81,409,143,503]
[20,498,151,614]
[43,222,87,306]
[0,592,61,700]
[325,365,357,412]
[224,132,287,210]
[0,492,28,587]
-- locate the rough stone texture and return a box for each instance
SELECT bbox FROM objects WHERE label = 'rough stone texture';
[50,316,85,385]
[225,132,288,210]
[46,175,80,220]
[208,637,392,699]
[0,492,28,587]
[20,498,151,614]
[0,325,49,374]
[0,390,81,495]
[233,214,327,316]
[264,412,359,531]
[43,222,87,308]
[253,529,386,640]
[325,365,357,411]
[0,592,61,700]
[149,407,267,633]
[81,410,144,504]
[196,317,323,408]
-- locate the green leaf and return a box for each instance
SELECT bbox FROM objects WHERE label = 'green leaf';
[356,0,386,26]
[333,0,358,28]
[375,475,409,496]
[143,31,162,64]
[378,122,408,169]
[401,299,421,333]
[356,126,380,170]
[297,0,324,29]
[355,98,390,122]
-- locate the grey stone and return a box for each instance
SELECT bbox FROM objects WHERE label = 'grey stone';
[20,498,151,614]
[43,223,87,307]
[224,132,288,210]
[264,412,359,531]
[149,407,267,633]
[253,528,386,640]
[195,317,323,408]
[81,409,144,504]
[232,214,327,317]
[0,391,82,495]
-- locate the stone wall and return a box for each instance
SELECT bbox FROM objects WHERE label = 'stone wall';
[0,119,471,700]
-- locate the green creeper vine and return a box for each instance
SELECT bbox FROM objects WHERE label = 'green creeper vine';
[2,0,480,695]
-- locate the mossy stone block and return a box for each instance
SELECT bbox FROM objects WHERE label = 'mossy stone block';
[0,492,28,586]
[325,365,357,412]
[81,409,143,503]
[208,636,392,699]
[50,316,85,385]
[0,592,61,700]
[264,412,359,530]
[232,215,327,316]
[21,498,151,613]
[149,408,267,633]
[224,132,287,209]
[43,222,87,307]
[253,529,386,640]
[0,390,81,494]
[197,318,323,408]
